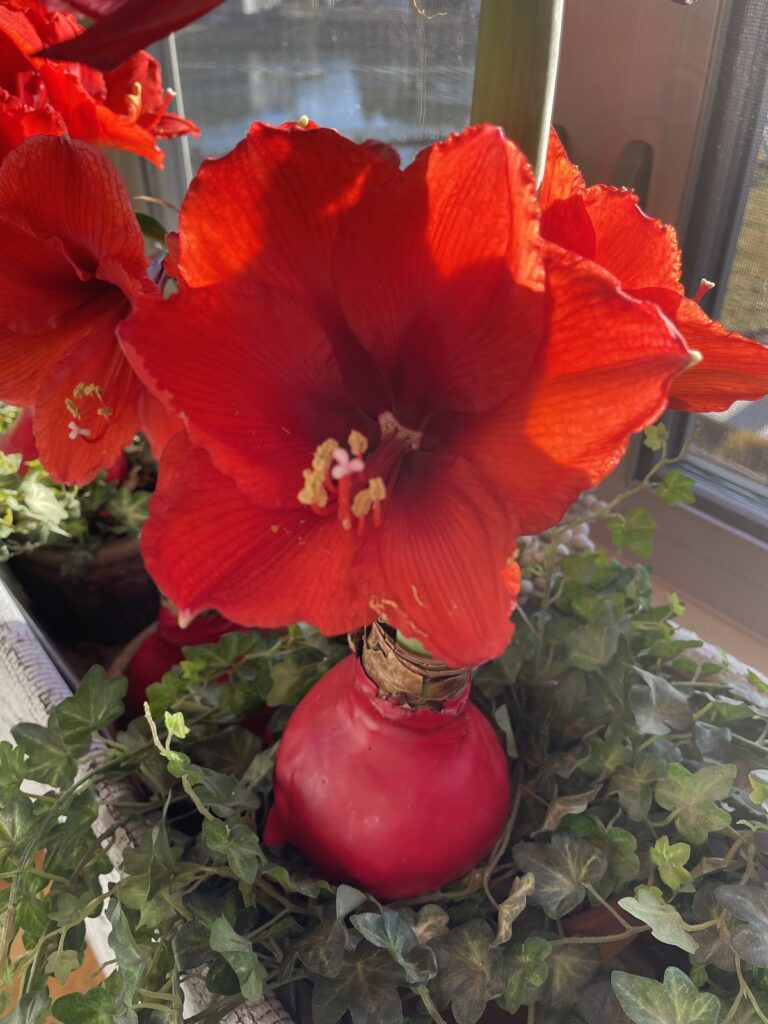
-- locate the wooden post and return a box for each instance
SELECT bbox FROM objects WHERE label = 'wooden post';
[470,0,565,185]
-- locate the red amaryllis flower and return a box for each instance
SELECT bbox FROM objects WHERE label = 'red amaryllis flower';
[541,130,768,413]
[0,135,177,483]
[0,0,197,166]
[39,0,226,71]
[122,123,689,667]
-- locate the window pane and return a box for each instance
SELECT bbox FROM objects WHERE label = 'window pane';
[685,155,768,530]
[175,0,479,171]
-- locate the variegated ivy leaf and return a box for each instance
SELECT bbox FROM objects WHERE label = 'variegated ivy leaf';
[491,872,535,947]
[611,757,666,822]
[432,920,504,1024]
[535,787,602,835]
[650,836,692,893]
[629,668,691,736]
[512,834,607,919]
[539,943,599,1011]
[749,769,768,813]
[618,886,698,954]
[715,884,768,968]
[655,763,736,844]
[691,883,736,972]
[502,937,552,1014]
[612,967,720,1024]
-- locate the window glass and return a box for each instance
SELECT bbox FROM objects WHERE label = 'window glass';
[174,0,479,171]
[685,164,768,524]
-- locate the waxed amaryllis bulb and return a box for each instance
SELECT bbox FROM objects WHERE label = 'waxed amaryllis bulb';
[264,652,510,899]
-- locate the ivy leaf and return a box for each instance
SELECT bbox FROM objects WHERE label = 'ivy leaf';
[691,883,736,972]
[399,904,449,945]
[503,937,552,1014]
[655,763,736,844]
[643,424,669,451]
[536,788,602,835]
[298,912,346,979]
[539,944,599,1011]
[49,668,126,754]
[203,819,264,884]
[351,908,436,985]
[618,886,698,953]
[491,872,535,947]
[715,885,768,967]
[612,966,720,1024]
[0,796,34,867]
[11,723,76,788]
[565,604,620,670]
[0,739,26,791]
[493,704,518,757]
[611,757,666,821]
[432,920,504,1024]
[656,471,695,507]
[748,769,768,813]
[336,884,367,920]
[164,710,189,739]
[629,669,691,736]
[2,992,50,1024]
[563,819,640,898]
[606,508,658,558]
[650,837,692,893]
[209,916,267,1002]
[51,989,118,1024]
[44,949,80,986]
[311,946,404,1024]
[106,901,146,1006]
[513,835,607,919]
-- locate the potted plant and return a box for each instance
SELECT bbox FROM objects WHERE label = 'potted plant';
[0,406,159,645]
[2,2,768,1023]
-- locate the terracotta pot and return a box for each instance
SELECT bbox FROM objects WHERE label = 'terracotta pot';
[563,895,638,962]
[10,536,158,644]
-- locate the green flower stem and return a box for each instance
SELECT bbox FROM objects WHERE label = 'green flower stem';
[470,0,564,184]
[552,924,649,946]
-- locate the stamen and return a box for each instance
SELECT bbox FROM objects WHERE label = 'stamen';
[348,429,369,457]
[65,382,112,444]
[126,81,142,115]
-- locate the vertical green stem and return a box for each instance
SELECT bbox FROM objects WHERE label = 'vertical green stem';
[470,0,564,184]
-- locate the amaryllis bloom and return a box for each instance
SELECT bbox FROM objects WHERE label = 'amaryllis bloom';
[541,131,768,413]
[39,0,226,71]
[0,136,177,483]
[0,0,197,166]
[122,122,690,667]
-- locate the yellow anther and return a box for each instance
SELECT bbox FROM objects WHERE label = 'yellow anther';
[97,406,113,419]
[298,114,310,128]
[311,437,339,473]
[298,468,328,509]
[348,429,368,457]
[368,477,386,502]
[64,398,80,418]
[126,81,142,111]
[351,490,373,519]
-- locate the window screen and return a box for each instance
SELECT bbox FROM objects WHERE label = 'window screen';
[174,0,480,172]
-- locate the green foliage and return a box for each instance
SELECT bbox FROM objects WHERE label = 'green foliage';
[1,479,765,1024]
[0,415,155,565]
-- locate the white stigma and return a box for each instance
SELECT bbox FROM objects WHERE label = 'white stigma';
[330,446,365,480]
[68,421,92,441]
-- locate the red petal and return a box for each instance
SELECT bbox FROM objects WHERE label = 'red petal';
[175,123,398,308]
[669,298,768,412]
[102,51,198,138]
[334,125,545,418]
[584,186,683,301]
[540,131,684,314]
[137,390,181,457]
[39,0,227,71]
[33,305,141,484]
[0,136,148,285]
[365,452,519,667]
[120,280,361,507]
[142,433,372,633]
[0,95,66,161]
[440,247,690,534]
[38,64,165,166]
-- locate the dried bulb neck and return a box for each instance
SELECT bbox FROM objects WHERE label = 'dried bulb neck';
[353,620,471,705]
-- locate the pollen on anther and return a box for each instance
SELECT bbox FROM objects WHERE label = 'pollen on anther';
[348,429,369,457]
